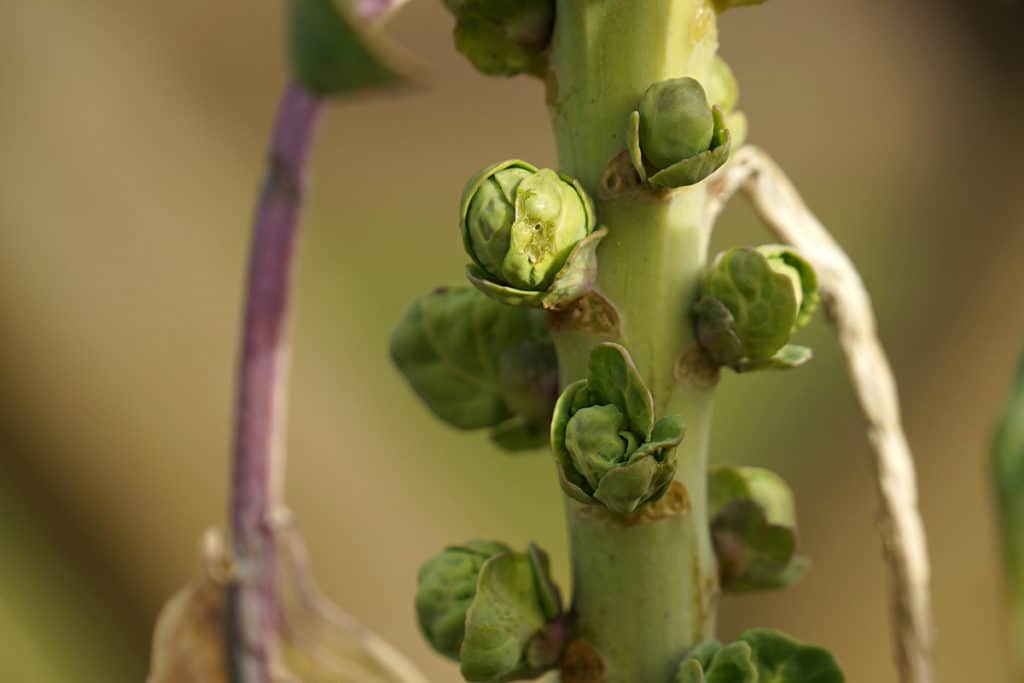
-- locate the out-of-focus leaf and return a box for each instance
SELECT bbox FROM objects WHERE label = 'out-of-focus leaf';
[390,286,557,450]
[676,631,844,683]
[146,521,427,683]
[709,467,806,592]
[288,0,405,96]
[739,629,845,683]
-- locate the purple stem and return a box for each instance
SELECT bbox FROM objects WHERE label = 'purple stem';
[228,82,322,682]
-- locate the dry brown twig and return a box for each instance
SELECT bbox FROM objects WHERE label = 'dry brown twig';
[706,146,935,683]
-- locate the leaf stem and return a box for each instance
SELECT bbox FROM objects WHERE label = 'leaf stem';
[228,81,323,683]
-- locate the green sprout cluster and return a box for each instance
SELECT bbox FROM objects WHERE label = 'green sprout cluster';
[551,343,685,515]
[382,1,847,680]
[415,541,564,682]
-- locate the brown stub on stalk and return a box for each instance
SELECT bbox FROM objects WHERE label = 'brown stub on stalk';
[675,343,721,389]
[560,639,606,683]
[548,291,622,337]
[574,480,691,527]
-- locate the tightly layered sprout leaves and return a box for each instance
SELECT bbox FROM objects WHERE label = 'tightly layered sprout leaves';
[694,245,818,372]
[675,630,845,683]
[627,76,733,189]
[460,160,604,309]
[415,541,563,682]
[551,343,685,515]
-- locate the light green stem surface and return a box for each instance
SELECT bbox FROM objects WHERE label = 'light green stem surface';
[546,1,722,681]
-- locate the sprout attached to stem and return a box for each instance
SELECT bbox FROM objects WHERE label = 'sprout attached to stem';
[694,245,818,372]
[551,343,685,515]
[460,160,604,309]
[626,77,732,189]
[415,541,565,682]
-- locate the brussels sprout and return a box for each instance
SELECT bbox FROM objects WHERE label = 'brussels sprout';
[415,541,565,681]
[460,160,604,309]
[639,77,715,169]
[709,467,807,592]
[694,246,818,372]
[415,541,510,660]
[675,630,845,683]
[626,78,733,189]
[444,0,554,78]
[551,343,685,515]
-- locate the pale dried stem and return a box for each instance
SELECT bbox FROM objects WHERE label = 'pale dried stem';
[707,146,934,683]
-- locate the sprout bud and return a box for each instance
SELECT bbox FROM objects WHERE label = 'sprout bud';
[638,77,715,170]
[415,540,565,681]
[695,246,819,371]
[415,541,509,660]
[551,343,685,515]
[461,160,597,303]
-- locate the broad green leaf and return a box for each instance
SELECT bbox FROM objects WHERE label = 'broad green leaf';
[288,0,403,96]
[415,542,509,661]
[739,629,845,683]
[390,286,555,447]
[679,631,844,683]
[706,642,757,683]
[460,553,549,681]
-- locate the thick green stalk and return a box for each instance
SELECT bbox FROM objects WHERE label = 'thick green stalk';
[546,1,721,681]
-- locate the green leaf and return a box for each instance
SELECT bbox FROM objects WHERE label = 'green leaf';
[460,553,549,681]
[415,542,511,660]
[709,467,805,592]
[390,286,556,447]
[587,343,655,437]
[288,0,403,96]
[739,629,845,683]
[680,631,844,683]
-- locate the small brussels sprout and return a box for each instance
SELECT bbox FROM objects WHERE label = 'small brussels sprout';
[709,467,807,592]
[415,541,565,682]
[693,245,818,372]
[461,160,604,309]
[639,77,715,169]
[444,0,554,78]
[675,630,845,683]
[551,343,685,515]
[626,77,733,189]
[416,541,510,660]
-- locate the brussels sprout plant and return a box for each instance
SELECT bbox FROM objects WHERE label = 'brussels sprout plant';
[147,2,936,683]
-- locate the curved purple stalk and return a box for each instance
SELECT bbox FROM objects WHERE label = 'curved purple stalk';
[228,82,322,683]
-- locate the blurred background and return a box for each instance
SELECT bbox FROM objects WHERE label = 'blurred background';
[2,0,1023,681]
